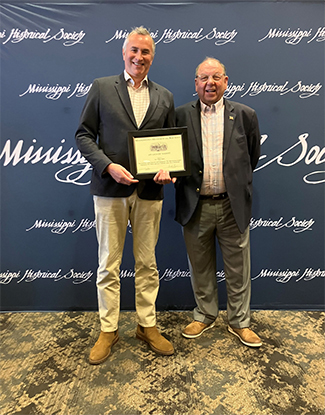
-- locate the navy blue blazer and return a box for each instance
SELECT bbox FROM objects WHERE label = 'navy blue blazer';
[75,73,175,200]
[175,99,260,233]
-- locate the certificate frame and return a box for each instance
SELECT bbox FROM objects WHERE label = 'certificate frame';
[128,127,190,179]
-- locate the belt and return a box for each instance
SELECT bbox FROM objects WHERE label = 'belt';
[199,192,228,200]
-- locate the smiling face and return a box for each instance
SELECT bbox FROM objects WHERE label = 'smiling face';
[195,59,228,106]
[122,33,154,86]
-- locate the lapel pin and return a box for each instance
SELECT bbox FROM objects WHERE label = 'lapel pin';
[229,115,234,120]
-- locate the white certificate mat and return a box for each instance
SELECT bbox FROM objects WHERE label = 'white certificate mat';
[128,127,190,179]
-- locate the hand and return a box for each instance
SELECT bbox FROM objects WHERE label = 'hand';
[107,163,139,185]
[153,169,177,185]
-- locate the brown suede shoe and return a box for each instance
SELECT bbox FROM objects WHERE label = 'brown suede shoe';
[228,326,262,348]
[89,330,119,365]
[136,325,174,355]
[182,320,215,339]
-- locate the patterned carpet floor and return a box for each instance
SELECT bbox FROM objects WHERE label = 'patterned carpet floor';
[0,310,324,415]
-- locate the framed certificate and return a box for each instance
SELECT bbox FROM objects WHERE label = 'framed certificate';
[128,127,190,179]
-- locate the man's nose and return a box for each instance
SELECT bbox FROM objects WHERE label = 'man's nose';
[135,50,143,60]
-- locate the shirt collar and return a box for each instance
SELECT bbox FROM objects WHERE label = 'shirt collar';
[200,96,224,113]
[124,70,148,87]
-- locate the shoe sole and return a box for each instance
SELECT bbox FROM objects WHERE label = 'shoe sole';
[227,326,262,348]
[182,322,216,339]
[136,332,174,356]
[89,335,119,365]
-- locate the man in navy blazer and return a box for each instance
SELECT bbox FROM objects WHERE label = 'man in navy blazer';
[76,27,175,364]
[175,57,262,347]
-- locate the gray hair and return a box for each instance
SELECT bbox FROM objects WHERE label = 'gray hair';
[122,26,156,56]
[195,57,227,76]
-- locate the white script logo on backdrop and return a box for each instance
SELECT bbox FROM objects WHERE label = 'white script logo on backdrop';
[19,83,92,100]
[258,27,325,44]
[18,79,323,101]
[1,132,324,185]
[106,28,237,46]
[1,28,86,46]
[250,217,315,233]
[252,268,325,283]
[224,80,323,99]
[1,267,323,285]
[26,218,95,234]
[24,215,315,235]
[256,133,325,184]
[157,268,325,284]
[0,269,93,284]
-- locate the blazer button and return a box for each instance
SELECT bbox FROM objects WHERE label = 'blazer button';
[196,188,200,193]
[199,170,203,175]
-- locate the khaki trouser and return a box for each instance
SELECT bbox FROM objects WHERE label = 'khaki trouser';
[94,192,163,332]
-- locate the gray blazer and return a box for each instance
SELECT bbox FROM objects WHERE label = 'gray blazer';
[75,73,175,200]
[175,99,260,233]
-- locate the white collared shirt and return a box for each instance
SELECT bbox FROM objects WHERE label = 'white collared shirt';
[124,70,150,128]
[200,97,226,195]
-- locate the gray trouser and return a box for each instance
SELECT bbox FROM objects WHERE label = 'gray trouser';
[183,196,251,328]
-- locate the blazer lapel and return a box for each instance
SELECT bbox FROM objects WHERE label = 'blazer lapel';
[190,100,203,155]
[223,99,236,161]
[140,80,158,129]
[114,73,137,128]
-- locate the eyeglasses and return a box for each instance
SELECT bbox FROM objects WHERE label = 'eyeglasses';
[196,73,224,83]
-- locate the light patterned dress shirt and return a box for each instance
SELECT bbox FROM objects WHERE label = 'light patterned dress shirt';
[200,97,226,195]
[124,70,150,128]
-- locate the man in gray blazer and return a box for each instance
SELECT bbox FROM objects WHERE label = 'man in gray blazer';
[175,57,262,347]
[76,27,175,364]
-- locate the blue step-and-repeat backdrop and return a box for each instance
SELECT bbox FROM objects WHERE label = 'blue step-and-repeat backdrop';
[0,1,324,311]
